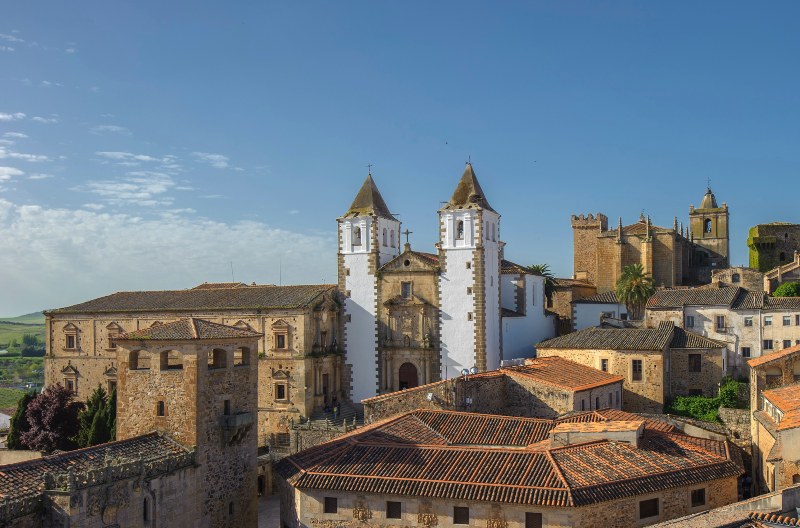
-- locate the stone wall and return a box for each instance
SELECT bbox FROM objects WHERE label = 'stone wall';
[668,347,724,398]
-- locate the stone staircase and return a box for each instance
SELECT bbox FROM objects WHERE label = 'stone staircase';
[307,401,364,428]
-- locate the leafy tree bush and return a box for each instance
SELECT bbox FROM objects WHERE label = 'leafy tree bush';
[6,390,36,449]
[527,264,556,302]
[665,378,743,422]
[74,386,108,448]
[20,384,83,452]
[106,388,117,441]
[773,282,800,297]
[615,264,656,320]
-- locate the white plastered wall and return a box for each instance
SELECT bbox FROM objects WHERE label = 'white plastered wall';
[502,274,555,360]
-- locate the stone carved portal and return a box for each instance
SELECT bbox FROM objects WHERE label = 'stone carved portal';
[399,362,419,390]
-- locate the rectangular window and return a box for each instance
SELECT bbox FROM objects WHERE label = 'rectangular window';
[108,335,118,349]
[466,287,473,295]
[600,358,608,372]
[784,340,792,349]
[581,399,586,411]
[639,498,659,520]
[465,262,471,269]
[688,354,701,373]
[467,312,473,321]
[685,315,695,328]
[742,347,751,358]
[796,315,800,326]
[65,379,75,394]
[401,281,412,299]
[324,497,338,514]
[453,507,469,525]
[765,316,773,326]
[615,390,620,405]
[275,384,287,400]
[784,316,792,326]
[276,334,286,349]
[223,399,231,416]
[525,512,543,528]
[66,335,76,349]
[386,501,402,519]
[716,315,725,330]
[632,359,643,382]
[691,488,706,508]
[157,400,165,417]
[764,340,774,350]
[744,317,753,327]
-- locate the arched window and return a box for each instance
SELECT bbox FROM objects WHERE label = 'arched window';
[456,220,464,240]
[234,347,250,367]
[732,273,740,283]
[160,350,183,371]
[208,349,227,369]
[390,229,395,247]
[382,228,387,246]
[704,219,712,233]
[398,362,419,390]
[353,226,362,246]
[130,350,151,370]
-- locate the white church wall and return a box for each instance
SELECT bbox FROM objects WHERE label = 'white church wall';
[573,302,628,331]
[502,274,555,360]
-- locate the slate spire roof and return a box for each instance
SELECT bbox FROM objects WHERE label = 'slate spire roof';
[343,173,397,220]
[441,163,496,212]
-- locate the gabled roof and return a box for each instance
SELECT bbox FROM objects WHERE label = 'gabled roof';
[342,174,397,220]
[276,409,740,508]
[500,259,532,275]
[379,247,440,273]
[647,286,743,309]
[669,327,727,349]
[46,284,337,314]
[117,318,261,341]
[440,163,496,213]
[748,344,800,368]
[503,357,623,392]
[537,322,724,351]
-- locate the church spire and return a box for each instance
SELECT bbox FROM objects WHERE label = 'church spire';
[699,186,718,209]
[441,162,496,212]
[343,173,397,220]
[616,217,623,242]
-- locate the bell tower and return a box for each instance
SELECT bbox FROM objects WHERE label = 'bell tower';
[438,163,502,379]
[689,186,729,281]
[338,172,400,402]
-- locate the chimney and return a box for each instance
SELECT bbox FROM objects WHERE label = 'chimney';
[549,420,645,448]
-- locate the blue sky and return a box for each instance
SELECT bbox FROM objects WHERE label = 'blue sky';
[1,2,799,315]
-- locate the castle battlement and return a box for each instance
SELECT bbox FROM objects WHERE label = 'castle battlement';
[571,213,608,230]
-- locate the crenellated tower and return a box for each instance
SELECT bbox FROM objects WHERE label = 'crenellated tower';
[571,213,608,283]
[438,163,502,378]
[337,173,401,402]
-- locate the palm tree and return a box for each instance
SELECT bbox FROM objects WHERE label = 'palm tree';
[527,264,556,305]
[615,264,655,320]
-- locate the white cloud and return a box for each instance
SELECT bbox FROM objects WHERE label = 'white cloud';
[40,80,63,88]
[0,198,335,314]
[0,112,26,121]
[0,33,24,43]
[95,151,161,162]
[0,46,14,52]
[82,171,177,207]
[28,173,53,180]
[83,203,104,210]
[193,151,229,169]
[31,115,59,123]
[0,147,50,162]
[4,132,28,139]
[91,124,130,135]
[0,166,24,181]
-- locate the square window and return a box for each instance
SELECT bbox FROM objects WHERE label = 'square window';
[744,317,753,327]
[632,359,643,382]
[764,340,774,350]
[688,354,701,373]
[386,501,401,519]
[691,488,706,508]
[275,384,287,401]
[525,512,543,528]
[453,506,469,525]
[765,316,773,326]
[323,497,338,514]
[639,498,659,520]
[784,340,792,349]
[465,262,471,269]
[742,347,751,358]
[467,287,473,295]
[600,358,608,372]
[784,316,792,326]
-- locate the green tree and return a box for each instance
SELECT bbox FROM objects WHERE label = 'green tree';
[6,390,36,449]
[74,385,108,448]
[773,282,800,297]
[527,264,556,304]
[615,264,656,320]
[105,387,117,442]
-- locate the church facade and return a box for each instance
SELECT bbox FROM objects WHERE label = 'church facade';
[339,164,554,402]
[571,187,729,293]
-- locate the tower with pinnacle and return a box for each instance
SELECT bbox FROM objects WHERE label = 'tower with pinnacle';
[689,186,729,282]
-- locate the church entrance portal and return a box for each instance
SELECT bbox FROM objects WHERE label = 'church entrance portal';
[398,362,419,390]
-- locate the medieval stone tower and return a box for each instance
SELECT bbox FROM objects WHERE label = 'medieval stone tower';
[571,213,609,284]
[438,163,502,377]
[116,318,261,528]
[338,174,401,402]
[689,187,729,281]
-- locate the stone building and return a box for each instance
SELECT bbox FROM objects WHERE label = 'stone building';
[550,277,597,334]
[43,283,343,446]
[0,318,260,527]
[748,223,800,272]
[764,252,800,294]
[711,266,765,292]
[748,345,800,495]
[362,356,624,421]
[536,322,726,413]
[276,408,742,528]
[571,187,729,292]
[340,165,555,402]
[646,286,800,377]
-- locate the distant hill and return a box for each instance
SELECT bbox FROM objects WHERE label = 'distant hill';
[0,312,45,349]
[0,312,45,325]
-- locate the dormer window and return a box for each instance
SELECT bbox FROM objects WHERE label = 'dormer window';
[456,220,464,240]
[353,226,362,246]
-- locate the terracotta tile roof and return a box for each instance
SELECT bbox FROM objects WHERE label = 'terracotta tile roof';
[537,322,723,351]
[45,284,337,314]
[748,511,800,526]
[669,327,728,348]
[573,291,620,304]
[0,432,190,501]
[342,174,397,220]
[554,278,595,288]
[501,259,531,275]
[117,318,261,341]
[647,287,743,308]
[762,383,800,431]
[747,344,800,367]
[276,410,740,508]
[503,357,623,392]
[440,163,495,212]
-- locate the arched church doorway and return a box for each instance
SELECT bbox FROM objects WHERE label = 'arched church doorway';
[398,362,419,390]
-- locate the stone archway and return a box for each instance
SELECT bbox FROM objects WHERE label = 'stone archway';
[398,362,419,390]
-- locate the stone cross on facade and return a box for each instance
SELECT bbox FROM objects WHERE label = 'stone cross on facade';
[402,229,413,245]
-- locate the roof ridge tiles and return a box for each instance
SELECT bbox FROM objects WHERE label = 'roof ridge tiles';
[544,449,575,506]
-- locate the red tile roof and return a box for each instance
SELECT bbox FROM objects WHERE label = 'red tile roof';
[276,409,740,508]
[748,344,800,367]
[762,383,800,431]
[504,357,623,392]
